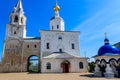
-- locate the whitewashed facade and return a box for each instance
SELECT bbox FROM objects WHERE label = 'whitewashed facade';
[41,53,88,73]
[40,1,88,73]
[40,30,80,57]
[0,0,88,73]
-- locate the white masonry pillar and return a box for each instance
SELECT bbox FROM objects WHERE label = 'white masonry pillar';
[104,63,114,78]
[94,63,102,77]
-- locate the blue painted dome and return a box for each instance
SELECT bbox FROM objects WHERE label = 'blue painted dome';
[98,38,120,56]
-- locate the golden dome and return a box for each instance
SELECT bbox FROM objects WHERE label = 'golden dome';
[54,5,60,11]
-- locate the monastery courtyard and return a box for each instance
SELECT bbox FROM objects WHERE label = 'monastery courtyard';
[0,72,119,80]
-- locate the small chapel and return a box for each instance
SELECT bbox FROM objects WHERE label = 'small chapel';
[0,0,88,73]
[93,34,120,78]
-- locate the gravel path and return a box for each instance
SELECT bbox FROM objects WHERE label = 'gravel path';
[0,73,119,80]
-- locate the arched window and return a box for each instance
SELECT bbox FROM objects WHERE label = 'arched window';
[52,26,54,30]
[34,44,37,48]
[58,36,62,40]
[46,63,51,70]
[27,45,29,48]
[59,49,62,52]
[79,62,83,69]
[14,16,18,22]
[46,43,50,49]
[57,25,59,29]
[71,43,75,49]
[14,31,16,34]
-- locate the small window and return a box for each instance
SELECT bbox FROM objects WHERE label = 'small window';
[46,43,50,49]
[58,36,62,40]
[46,63,51,70]
[52,26,54,30]
[34,44,37,48]
[27,45,29,48]
[14,16,18,22]
[57,25,59,29]
[71,43,75,49]
[79,62,83,69]
[59,49,62,52]
[14,31,16,34]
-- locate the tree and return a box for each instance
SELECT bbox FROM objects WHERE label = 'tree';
[88,62,95,73]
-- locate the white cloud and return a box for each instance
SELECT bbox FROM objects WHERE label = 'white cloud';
[73,1,120,42]
[72,1,120,60]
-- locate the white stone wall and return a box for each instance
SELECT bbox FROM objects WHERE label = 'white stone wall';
[23,39,40,57]
[22,39,40,71]
[6,24,26,40]
[41,59,62,73]
[41,58,88,73]
[1,38,40,72]
[2,39,22,64]
[40,30,80,57]
[70,58,88,73]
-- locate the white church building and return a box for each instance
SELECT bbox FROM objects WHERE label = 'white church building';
[0,0,88,73]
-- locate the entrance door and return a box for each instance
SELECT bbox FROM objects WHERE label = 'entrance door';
[63,63,69,73]
[62,61,71,73]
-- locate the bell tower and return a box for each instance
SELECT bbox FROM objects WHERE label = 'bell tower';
[50,0,65,31]
[6,0,26,40]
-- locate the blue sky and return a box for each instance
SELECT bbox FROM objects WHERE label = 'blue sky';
[0,0,120,61]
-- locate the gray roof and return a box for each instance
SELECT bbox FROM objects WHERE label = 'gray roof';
[43,52,81,59]
[24,37,40,40]
[40,30,80,33]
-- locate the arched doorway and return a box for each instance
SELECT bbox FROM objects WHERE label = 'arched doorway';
[109,58,118,77]
[61,60,71,73]
[27,55,39,73]
[100,59,106,77]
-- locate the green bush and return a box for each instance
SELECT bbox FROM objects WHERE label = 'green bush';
[88,62,95,73]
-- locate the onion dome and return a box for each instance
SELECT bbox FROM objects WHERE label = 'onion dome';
[50,0,61,20]
[98,44,120,56]
[98,37,120,56]
[54,5,60,11]
[53,0,60,11]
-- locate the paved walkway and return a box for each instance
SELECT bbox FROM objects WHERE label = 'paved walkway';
[0,73,119,80]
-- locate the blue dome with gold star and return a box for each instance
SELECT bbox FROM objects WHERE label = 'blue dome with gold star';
[98,38,120,56]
